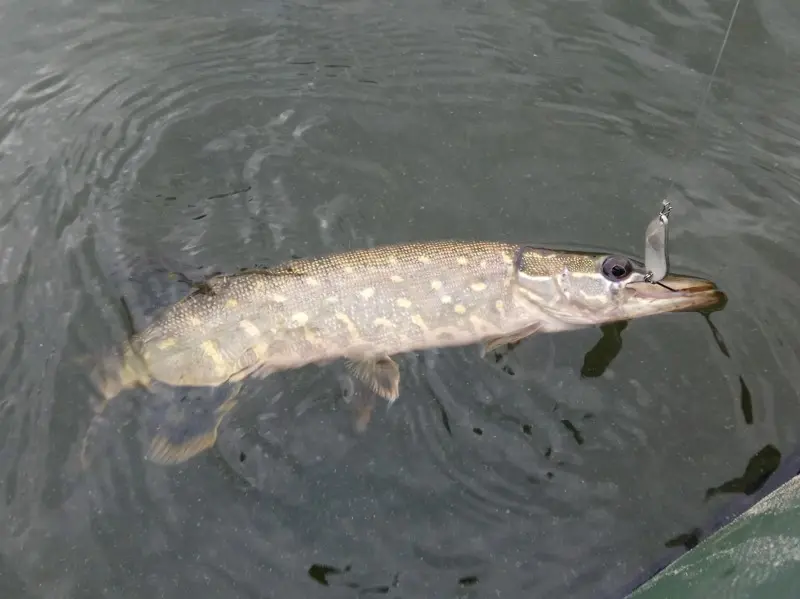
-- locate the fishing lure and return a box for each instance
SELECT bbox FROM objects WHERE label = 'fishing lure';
[644,199,671,283]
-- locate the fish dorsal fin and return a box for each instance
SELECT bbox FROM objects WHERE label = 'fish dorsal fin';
[235,258,313,278]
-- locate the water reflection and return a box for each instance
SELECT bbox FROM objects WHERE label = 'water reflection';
[705,444,782,501]
[580,321,628,379]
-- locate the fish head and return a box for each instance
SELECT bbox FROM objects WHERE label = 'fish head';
[513,246,726,329]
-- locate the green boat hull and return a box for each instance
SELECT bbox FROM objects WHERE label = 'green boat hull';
[627,474,800,598]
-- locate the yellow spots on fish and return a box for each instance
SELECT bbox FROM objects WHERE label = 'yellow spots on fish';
[291,312,309,326]
[239,320,261,338]
[189,316,202,327]
[502,253,514,265]
[410,314,429,332]
[253,342,269,359]
[430,280,443,291]
[201,340,227,372]
[441,295,452,304]
[396,297,412,309]
[454,304,467,314]
[344,266,355,274]
[373,317,395,328]
[469,314,496,336]
[470,282,487,292]
[272,293,288,303]
[306,277,321,287]
[387,255,399,265]
[456,256,468,265]
[418,255,431,264]
[335,312,361,337]
[390,275,404,283]
[495,300,506,316]
[157,338,177,350]
[226,298,239,308]
[325,295,339,304]
[360,287,375,299]
[303,326,319,344]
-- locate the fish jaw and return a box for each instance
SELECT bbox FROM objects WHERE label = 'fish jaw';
[622,274,727,318]
[514,273,726,333]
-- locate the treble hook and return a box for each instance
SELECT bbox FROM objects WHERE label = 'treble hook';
[644,199,671,285]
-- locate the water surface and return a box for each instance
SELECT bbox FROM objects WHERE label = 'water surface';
[1,0,800,597]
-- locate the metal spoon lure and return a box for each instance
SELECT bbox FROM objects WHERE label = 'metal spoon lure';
[644,199,671,283]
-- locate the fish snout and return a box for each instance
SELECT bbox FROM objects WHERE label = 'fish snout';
[628,274,727,313]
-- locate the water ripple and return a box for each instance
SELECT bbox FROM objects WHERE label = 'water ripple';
[0,1,797,598]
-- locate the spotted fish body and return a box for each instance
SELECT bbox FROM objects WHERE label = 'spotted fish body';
[132,240,532,386]
[84,239,725,466]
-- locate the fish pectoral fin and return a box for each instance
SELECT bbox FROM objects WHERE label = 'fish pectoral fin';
[227,360,272,383]
[340,382,378,434]
[345,356,401,403]
[145,383,242,466]
[481,323,544,357]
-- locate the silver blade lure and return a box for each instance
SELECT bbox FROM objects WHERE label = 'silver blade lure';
[644,199,671,283]
[642,0,740,284]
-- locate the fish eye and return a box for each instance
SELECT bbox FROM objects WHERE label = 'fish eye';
[601,256,633,282]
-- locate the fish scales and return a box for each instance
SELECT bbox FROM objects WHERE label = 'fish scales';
[83,237,726,467]
[131,240,526,389]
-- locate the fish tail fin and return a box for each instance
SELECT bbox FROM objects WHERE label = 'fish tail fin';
[145,383,242,466]
[79,401,113,470]
[351,392,377,433]
[70,353,94,370]
[79,351,146,469]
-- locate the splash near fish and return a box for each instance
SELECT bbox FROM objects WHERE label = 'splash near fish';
[80,237,726,468]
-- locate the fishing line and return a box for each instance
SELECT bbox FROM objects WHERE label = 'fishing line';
[643,0,742,282]
[663,0,742,202]
[656,0,746,417]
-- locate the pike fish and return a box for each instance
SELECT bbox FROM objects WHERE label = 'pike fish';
[81,239,726,467]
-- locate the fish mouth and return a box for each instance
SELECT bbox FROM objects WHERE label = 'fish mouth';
[628,274,728,313]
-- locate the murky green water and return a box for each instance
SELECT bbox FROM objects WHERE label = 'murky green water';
[1,0,799,597]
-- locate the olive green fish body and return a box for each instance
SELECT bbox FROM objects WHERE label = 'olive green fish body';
[128,240,529,389]
[82,238,725,467]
